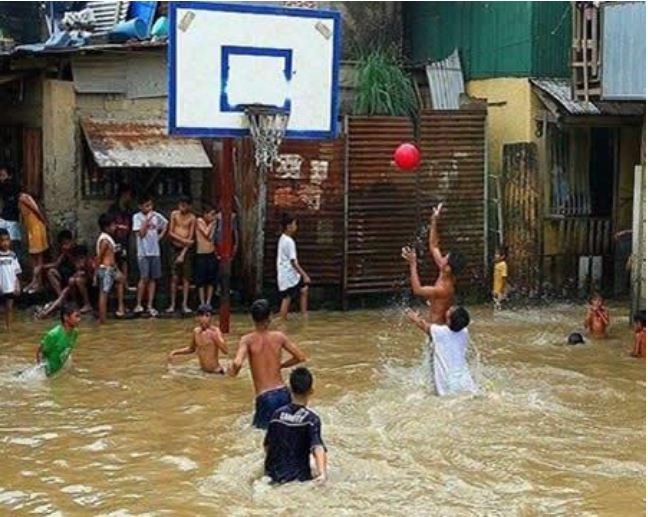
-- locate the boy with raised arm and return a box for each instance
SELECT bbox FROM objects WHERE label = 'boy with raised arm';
[36,303,81,377]
[168,304,228,373]
[228,298,307,429]
[264,367,327,484]
[166,195,196,315]
[584,292,610,339]
[402,203,463,324]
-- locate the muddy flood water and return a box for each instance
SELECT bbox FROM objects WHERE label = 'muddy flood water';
[0,303,644,515]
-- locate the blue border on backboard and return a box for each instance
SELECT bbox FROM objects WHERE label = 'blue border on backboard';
[220,46,293,113]
[168,1,341,140]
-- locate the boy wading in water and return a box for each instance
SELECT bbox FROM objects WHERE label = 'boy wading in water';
[264,367,327,484]
[405,305,476,396]
[96,214,126,323]
[168,304,228,373]
[402,203,463,324]
[228,299,307,429]
[277,213,310,320]
[36,303,81,377]
[584,292,610,339]
[166,196,196,315]
[631,311,645,358]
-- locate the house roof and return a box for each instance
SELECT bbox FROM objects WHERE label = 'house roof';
[530,78,645,117]
[81,118,212,169]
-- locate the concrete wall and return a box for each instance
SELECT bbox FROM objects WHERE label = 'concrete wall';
[466,78,535,176]
[42,80,77,237]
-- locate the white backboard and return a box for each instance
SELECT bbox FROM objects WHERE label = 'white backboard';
[168,2,342,139]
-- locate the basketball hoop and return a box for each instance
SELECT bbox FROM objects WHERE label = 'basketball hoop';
[244,104,290,169]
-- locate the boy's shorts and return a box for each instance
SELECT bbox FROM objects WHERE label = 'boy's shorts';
[194,253,219,287]
[278,278,307,300]
[96,266,117,294]
[0,292,16,304]
[137,256,161,280]
[253,386,291,430]
[169,246,193,280]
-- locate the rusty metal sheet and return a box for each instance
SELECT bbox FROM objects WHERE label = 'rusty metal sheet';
[263,138,345,287]
[345,111,487,297]
[81,118,211,168]
[345,116,418,294]
[418,110,487,291]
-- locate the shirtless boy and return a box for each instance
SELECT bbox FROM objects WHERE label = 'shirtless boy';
[584,292,610,339]
[402,203,464,323]
[228,298,307,429]
[168,304,228,373]
[166,196,196,315]
[195,205,219,306]
[631,311,645,358]
[96,213,125,323]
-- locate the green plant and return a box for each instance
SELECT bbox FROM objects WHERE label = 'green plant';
[352,51,418,118]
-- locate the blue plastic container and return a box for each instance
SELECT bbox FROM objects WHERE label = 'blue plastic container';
[109,18,147,42]
[128,1,157,37]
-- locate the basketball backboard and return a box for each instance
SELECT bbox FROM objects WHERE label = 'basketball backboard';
[168,2,342,139]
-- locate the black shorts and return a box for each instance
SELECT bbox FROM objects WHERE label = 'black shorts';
[194,253,219,287]
[279,278,307,300]
[0,292,16,304]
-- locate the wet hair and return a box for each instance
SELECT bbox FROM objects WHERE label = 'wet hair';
[0,228,9,239]
[281,212,296,231]
[202,202,216,214]
[497,245,508,258]
[250,298,271,323]
[289,367,313,395]
[633,311,646,329]
[178,195,192,205]
[567,332,585,345]
[197,304,213,316]
[60,302,79,322]
[57,230,73,244]
[98,213,113,232]
[138,193,153,205]
[447,251,465,275]
[589,291,603,302]
[448,306,470,332]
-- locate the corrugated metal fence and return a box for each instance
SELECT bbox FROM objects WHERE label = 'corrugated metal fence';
[344,109,487,298]
[263,139,345,289]
[253,110,487,302]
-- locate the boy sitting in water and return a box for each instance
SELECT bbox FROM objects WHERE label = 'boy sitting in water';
[584,292,610,339]
[36,303,81,377]
[631,311,645,358]
[405,305,476,396]
[228,299,307,429]
[264,367,327,484]
[168,304,228,373]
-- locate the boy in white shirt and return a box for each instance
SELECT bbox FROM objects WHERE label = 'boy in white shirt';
[277,213,310,320]
[405,305,476,396]
[0,228,21,329]
[132,195,168,317]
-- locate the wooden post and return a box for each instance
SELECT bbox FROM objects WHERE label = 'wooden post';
[218,139,234,333]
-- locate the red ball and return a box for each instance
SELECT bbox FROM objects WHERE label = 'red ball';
[393,143,421,171]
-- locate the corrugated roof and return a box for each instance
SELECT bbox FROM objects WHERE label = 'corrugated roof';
[81,118,212,168]
[425,49,465,109]
[530,78,645,117]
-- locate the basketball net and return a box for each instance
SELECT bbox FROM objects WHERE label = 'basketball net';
[244,104,290,169]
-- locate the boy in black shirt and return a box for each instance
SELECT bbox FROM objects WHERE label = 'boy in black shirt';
[263,367,327,484]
